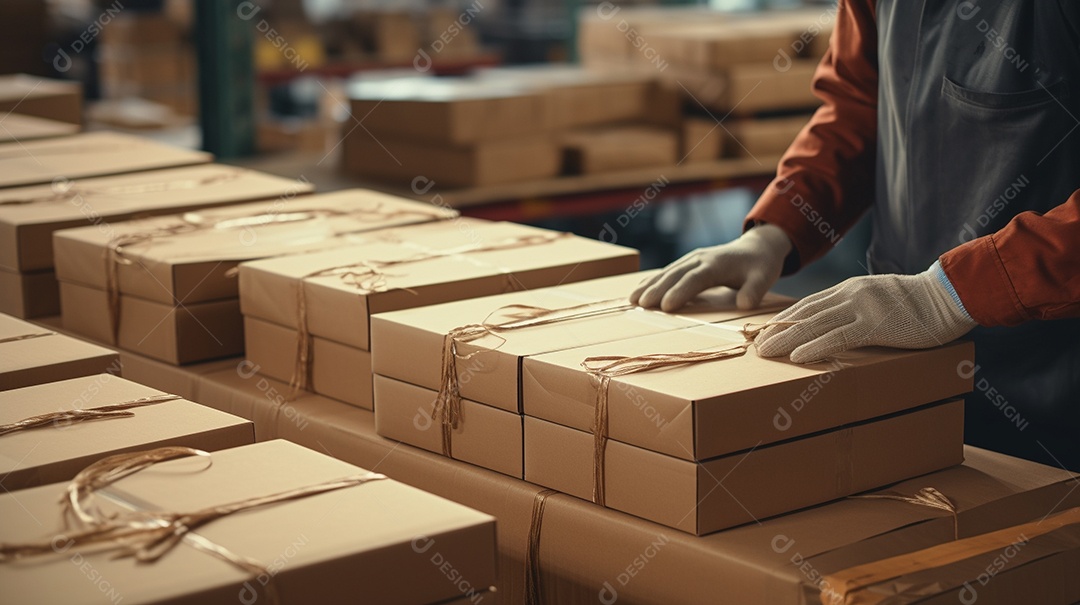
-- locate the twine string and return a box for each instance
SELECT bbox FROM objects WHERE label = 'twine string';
[0,394,182,437]
[524,489,558,605]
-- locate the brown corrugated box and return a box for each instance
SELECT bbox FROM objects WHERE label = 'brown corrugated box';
[53,189,454,305]
[240,219,639,353]
[372,273,789,414]
[348,77,550,144]
[113,349,1080,605]
[522,316,973,460]
[343,132,561,188]
[244,316,373,409]
[0,374,253,490]
[562,127,678,174]
[0,131,212,189]
[820,507,1080,604]
[0,164,315,273]
[0,439,497,605]
[375,374,523,478]
[0,74,82,125]
[526,400,965,534]
[730,114,812,158]
[0,313,118,390]
[60,281,243,364]
[727,60,821,116]
[681,117,724,163]
[0,267,58,318]
[0,113,79,143]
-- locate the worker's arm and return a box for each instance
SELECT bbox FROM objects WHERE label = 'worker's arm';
[743,0,879,272]
[633,0,880,311]
[941,189,1080,326]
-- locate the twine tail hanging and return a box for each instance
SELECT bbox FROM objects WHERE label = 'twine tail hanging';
[524,489,558,605]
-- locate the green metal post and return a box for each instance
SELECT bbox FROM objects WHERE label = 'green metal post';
[195,0,255,158]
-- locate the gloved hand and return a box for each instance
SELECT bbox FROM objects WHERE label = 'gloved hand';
[631,224,793,312]
[756,261,978,363]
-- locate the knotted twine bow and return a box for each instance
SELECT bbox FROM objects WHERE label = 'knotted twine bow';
[104,204,442,345]
[0,394,181,437]
[0,331,55,345]
[0,446,388,605]
[580,320,798,506]
[288,232,572,395]
[432,298,636,458]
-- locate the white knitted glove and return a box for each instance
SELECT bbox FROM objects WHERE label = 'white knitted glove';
[756,261,978,363]
[631,224,793,311]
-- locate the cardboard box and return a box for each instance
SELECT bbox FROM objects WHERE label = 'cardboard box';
[821,507,1080,605]
[244,316,372,409]
[0,439,497,605]
[0,74,83,125]
[0,163,314,273]
[0,131,212,189]
[109,347,1080,605]
[0,267,58,318]
[348,78,550,144]
[681,117,724,163]
[525,399,966,535]
[0,374,253,490]
[727,60,820,116]
[375,374,523,478]
[53,189,455,306]
[474,65,656,130]
[522,316,973,461]
[59,281,243,364]
[0,313,118,391]
[562,127,678,174]
[240,219,639,353]
[729,114,811,158]
[0,113,79,143]
[343,133,561,188]
[372,271,791,415]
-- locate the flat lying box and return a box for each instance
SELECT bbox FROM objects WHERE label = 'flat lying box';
[0,163,315,273]
[373,271,790,415]
[241,219,638,353]
[0,131,212,189]
[522,317,973,460]
[0,112,79,142]
[561,127,678,174]
[59,281,243,364]
[0,266,58,318]
[376,374,523,478]
[729,115,811,158]
[244,316,372,409]
[0,439,496,605]
[0,74,82,124]
[54,189,455,306]
[525,399,966,535]
[474,65,656,130]
[0,374,253,490]
[344,133,561,188]
[348,77,549,144]
[824,507,1080,605]
[0,313,118,390]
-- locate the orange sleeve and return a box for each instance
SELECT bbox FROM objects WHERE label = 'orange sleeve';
[744,0,879,274]
[940,189,1080,326]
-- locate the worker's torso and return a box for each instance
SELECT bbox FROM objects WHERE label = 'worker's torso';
[872,0,1080,470]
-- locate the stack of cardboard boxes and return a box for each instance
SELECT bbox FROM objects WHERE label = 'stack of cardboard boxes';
[98,12,198,117]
